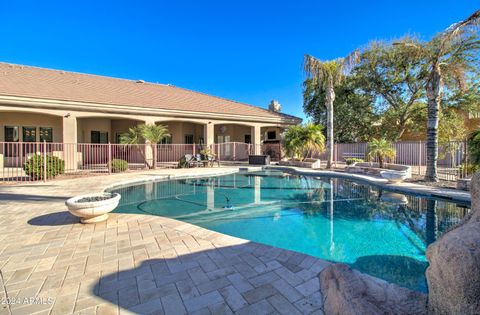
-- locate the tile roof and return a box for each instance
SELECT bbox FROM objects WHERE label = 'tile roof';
[0,62,299,121]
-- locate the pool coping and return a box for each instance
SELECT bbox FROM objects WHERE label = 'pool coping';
[267,165,471,204]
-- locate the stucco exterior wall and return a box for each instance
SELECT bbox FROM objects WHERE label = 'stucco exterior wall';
[111,119,142,143]
[77,118,112,143]
[0,104,295,146]
[261,126,284,141]
[214,124,252,143]
[0,112,63,142]
[160,121,205,144]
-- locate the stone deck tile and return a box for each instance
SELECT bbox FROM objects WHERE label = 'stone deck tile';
[0,167,337,314]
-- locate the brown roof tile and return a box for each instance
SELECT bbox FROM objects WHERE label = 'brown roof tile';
[0,62,299,121]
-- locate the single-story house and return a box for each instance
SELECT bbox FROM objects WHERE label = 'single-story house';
[0,62,300,169]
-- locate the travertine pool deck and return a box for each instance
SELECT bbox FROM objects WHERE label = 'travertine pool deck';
[0,167,331,315]
[0,166,470,315]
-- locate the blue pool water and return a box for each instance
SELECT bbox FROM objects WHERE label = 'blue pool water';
[111,170,470,292]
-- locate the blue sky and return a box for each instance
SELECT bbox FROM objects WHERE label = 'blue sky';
[0,1,477,119]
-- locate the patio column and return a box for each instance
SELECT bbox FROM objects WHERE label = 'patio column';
[204,122,215,146]
[63,115,77,171]
[144,119,155,168]
[251,125,261,155]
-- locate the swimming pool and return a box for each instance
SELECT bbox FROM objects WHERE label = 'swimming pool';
[111,170,470,292]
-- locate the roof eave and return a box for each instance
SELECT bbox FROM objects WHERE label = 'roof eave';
[0,94,301,125]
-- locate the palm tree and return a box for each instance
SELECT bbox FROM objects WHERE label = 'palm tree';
[120,124,170,169]
[425,11,480,181]
[304,53,358,168]
[396,11,480,181]
[283,123,325,161]
[301,123,326,159]
[283,125,304,160]
[366,138,396,168]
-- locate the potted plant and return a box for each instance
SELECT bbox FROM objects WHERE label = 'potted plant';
[367,139,406,183]
[200,148,215,160]
[366,138,396,168]
[65,192,121,223]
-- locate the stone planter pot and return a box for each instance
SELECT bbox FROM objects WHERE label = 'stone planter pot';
[380,170,407,183]
[65,193,121,224]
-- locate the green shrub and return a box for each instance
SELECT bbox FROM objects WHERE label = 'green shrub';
[458,163,480,177]
[345,158,364,165]
[111,159,128,173]
[23,155,65,179]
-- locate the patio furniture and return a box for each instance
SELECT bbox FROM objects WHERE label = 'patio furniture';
[206,155,220,167]
[248,155,271,165]
[184,154,203,168]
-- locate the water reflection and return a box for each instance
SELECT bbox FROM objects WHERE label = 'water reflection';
[352,255,429,292]
[111,170,469,292]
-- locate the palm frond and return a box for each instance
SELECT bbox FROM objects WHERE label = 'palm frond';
[119,126,142,144]
[141,124,170,144]
[119,124,170,144]
[366,138,396,167]
[303,54,349,88]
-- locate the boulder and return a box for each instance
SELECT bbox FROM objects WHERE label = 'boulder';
[320,263,427,315]
[426,172,480,314]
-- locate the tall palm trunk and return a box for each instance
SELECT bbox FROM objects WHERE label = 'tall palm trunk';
[425,66,442,182]
[326,83,335,169]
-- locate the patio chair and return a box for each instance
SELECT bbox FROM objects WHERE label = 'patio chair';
[207,155,220,167]
[184,154,202,168]
[190,154,203,167]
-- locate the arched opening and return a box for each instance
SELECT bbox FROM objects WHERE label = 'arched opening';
[213,123,254,161]
[154,120,207,165]
[155,120,206,145]
[76,117,144,144]
[76,117,145,170]
[0,111,63,169]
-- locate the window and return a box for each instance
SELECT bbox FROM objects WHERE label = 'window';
[159,137,172,144]
[184,134,194,144]
[267,131,276,140]
[4,126,19,157]
[39,127,53,142]
[244,135,251,144]
[4,126,19,142]
[23,127,36,142]
[91,131,108,144]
